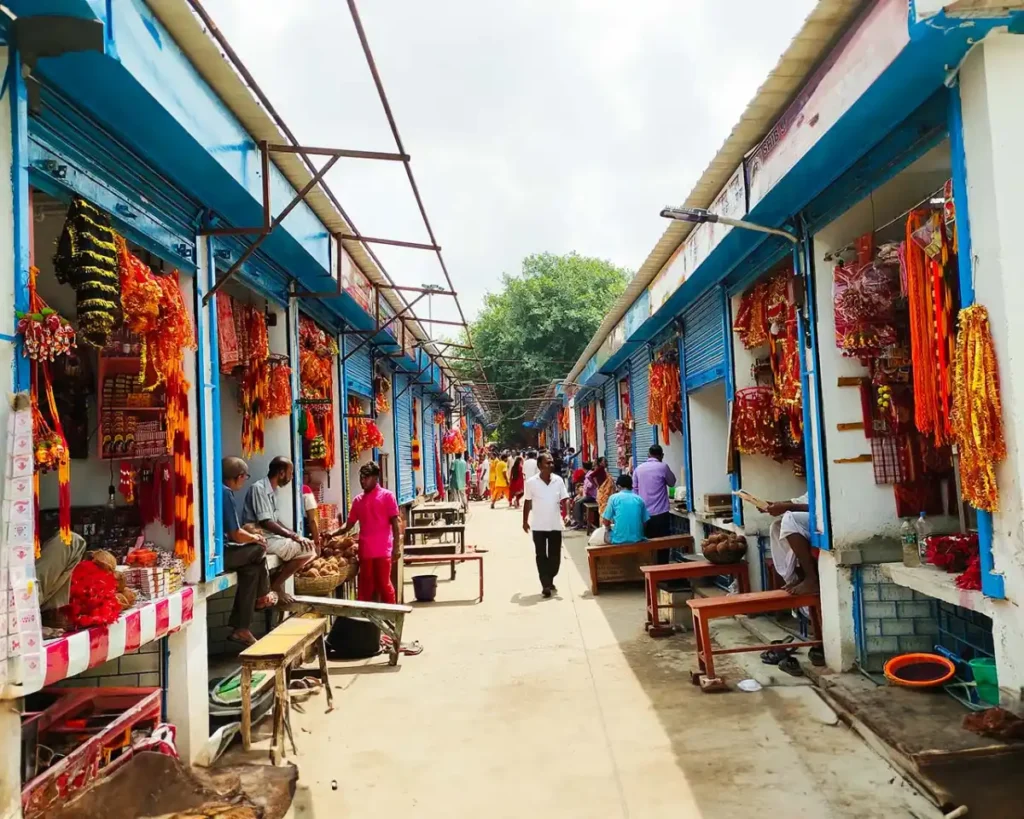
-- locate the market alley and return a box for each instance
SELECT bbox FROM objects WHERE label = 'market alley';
[280,502,937,819]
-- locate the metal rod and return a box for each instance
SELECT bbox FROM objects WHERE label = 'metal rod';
[716,215,799,244]
[203,153,341,304]
[266,143,409,162]
[377,284,456,296]
[412,317,466,327]
[338,233,439,252]
[341,292,426,363]
[395,360,432,400]
[432,341,473,350]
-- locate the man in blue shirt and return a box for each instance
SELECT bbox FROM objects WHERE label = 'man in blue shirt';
[601,474,649,545]
[222,457,276,647]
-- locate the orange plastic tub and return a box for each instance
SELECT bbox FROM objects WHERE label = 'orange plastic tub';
[884,652,956,688]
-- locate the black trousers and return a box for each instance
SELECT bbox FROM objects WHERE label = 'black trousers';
[532,530,563,589]
[645,512,672,564]
[224,543,271,630]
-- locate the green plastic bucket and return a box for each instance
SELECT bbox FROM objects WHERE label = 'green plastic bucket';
[969,657,999,705]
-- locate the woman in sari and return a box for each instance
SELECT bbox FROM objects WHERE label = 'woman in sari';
[593,457,615,517]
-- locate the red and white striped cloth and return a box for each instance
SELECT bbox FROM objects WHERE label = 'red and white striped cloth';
[31,587,195,694]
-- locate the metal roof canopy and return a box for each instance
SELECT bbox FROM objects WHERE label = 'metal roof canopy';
[146,0,491,417]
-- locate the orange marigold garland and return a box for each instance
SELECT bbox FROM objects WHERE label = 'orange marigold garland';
[267,362,292,418]
[950,305,1005,512]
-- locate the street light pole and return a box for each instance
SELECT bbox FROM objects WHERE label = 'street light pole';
[660,206,800,245]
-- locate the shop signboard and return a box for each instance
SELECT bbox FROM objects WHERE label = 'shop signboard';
[341,249,374,314]
[607,289,652,357]
[379,297,398,340]
[744,0,909,209]
[649,165,747,312]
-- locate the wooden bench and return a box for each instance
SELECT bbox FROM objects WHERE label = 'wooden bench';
[641,560,750,637]
[279,595,413,666]
[239,616,333,764]
[686,590,822,692]
[583,501,599,534]
[587,535,693,595]
[403,553,484,602]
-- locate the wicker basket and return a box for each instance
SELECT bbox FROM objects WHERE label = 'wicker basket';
[294,572,343,597]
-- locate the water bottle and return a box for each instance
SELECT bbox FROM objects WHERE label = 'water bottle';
[901,519,919,568]
[915,512,931,564]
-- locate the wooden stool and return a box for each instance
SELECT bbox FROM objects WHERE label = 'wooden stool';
[239,616,333,764]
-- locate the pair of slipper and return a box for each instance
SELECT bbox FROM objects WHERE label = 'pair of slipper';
[760,637,826,677]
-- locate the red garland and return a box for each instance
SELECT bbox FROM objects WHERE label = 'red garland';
[61,560,121,629]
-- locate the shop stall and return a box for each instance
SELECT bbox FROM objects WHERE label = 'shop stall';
[809,138,999,682]
[648,335,685,503]
[728,262,809,548]
[6,181,202,697]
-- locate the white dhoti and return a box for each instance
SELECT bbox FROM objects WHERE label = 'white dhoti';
[769,511,811,584]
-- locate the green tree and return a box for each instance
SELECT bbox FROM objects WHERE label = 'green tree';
[456,252,630,444]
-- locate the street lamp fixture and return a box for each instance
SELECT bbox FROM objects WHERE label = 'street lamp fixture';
[660,206,799,245]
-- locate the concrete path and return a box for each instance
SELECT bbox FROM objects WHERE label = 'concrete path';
[280,502,938,819]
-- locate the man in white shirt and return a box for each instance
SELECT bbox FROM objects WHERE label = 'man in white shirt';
[522,452,570,598]
[522,450,539,482]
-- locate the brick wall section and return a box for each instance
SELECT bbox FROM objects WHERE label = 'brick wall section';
[859,564,939,672]
[206,586,273,657]
[53,639,163,689]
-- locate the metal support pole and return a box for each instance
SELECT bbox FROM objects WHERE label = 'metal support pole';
[339,234,440,252]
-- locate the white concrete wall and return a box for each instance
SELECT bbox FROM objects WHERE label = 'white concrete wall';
[811,142,952,549]
[959,32,1024,692]
[687,381,731,505]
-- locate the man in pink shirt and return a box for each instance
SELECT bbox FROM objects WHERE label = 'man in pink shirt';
[334,462,401,604]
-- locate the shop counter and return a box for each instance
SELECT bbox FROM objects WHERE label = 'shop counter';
[33,587,195,695]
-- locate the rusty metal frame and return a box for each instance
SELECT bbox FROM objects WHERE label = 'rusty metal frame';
[340,292,426,364]
[185,0,492,413]
[394,360,433,401]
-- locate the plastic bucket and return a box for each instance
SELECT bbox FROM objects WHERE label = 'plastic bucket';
[412,574,438,603]
[969,657,999,705]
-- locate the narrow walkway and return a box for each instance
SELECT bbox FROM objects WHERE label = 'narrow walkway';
[285,503,937,818]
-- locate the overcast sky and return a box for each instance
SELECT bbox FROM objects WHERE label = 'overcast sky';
[202,0,816,324]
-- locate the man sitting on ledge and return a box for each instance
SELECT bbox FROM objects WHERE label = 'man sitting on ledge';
[600,474,649,544]
[765,493,818,595]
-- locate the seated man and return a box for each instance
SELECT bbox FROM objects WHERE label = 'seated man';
[242,456,315,605]
[222,456,277,647]
[600,474,649,544]
[36,519,88,633]
[571,461,594,529]
[765,493,818,595]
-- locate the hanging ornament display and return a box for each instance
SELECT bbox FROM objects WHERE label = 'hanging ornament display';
[298,316,337,468]
[267,362,292,418]
[950,305,1005,512]
[442,427,466,454]
[375,373,392,414]
[53,198,121,348]
[648,360,682,435]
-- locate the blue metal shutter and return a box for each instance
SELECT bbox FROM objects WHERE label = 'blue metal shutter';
[29,87,198,268]
[344,337,374,398]
[683,287,727,391]
[603,378,619,478]
[630,346,654,463]
[395,375,415,504]
[424,398,437,494]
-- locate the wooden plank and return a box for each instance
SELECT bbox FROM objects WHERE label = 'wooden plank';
[837,376,863,387]
[836,421,864,431]
[834,454,873,464]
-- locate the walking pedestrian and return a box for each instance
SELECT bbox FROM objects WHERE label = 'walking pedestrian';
[490,450,510,508]
[522,449,539,482]
[522,452,570,598]
[509,452,525,508]
[449,451,468,509]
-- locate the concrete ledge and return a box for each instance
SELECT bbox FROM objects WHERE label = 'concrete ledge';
[880,562,1001,618]
[197,555,283,600]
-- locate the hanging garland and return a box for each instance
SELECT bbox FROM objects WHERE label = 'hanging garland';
[648,360,682,435]
[53,198,121,348]
[375,373,392,414]
[730,387,781,459]
[473,423,484,451]
[19,266,74,553]
[238,305,270,458]
[950,305,1005,512]
[267,362,292,417]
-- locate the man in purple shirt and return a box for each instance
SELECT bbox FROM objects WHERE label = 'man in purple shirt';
[633,445,677,560]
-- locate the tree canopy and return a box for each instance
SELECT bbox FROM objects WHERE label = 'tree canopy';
[455,252,630,444]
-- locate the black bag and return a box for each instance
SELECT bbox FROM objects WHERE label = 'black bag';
[325,616,381,659]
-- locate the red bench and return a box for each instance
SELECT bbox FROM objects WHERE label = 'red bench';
[403,554,484,602]
[640,560,750,637]
[686,589,822,692]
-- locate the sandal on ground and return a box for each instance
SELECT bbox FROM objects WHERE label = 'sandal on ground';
[778,656,804,677]
[809,646,826,667]
[288,676,322,693]
[760,637,796,665]
[400,640,424,656]
[227,632,257,648]
[255,591,279,610]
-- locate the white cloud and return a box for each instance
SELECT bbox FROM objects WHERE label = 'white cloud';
[201,0,816,322]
